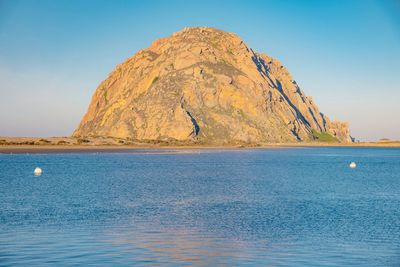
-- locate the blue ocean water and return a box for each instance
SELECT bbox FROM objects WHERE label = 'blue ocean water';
[0,147,399,266]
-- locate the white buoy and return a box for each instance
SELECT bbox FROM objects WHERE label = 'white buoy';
[34,167,42,176]
[349,162,356,169]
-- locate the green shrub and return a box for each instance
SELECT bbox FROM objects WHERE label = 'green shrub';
[151,76,159,85]
[57,140,69,145]
[77,138,90,144]
[311,130,338,142]
[22,141,35,145]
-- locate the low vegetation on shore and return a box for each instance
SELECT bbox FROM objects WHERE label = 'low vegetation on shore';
[1,136,399,150]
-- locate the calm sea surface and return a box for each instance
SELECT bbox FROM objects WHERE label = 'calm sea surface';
[0,147,399,266]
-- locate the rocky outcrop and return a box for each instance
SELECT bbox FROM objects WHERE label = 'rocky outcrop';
[74,27,352,143]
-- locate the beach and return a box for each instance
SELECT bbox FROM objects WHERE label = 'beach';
[1,139,400,154]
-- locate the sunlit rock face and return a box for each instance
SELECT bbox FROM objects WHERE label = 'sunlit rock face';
[74,27,352,143]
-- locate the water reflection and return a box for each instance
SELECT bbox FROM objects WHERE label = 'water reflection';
[108,226,255,265]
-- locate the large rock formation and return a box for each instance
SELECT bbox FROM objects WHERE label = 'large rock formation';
[74,27,352,143]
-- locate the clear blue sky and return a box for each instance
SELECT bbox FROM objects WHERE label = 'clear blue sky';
[0,0,399,141]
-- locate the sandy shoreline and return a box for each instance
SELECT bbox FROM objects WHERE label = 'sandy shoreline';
[1,142,399,154]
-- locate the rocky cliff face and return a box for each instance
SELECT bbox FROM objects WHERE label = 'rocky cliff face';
[74,27,352,143]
